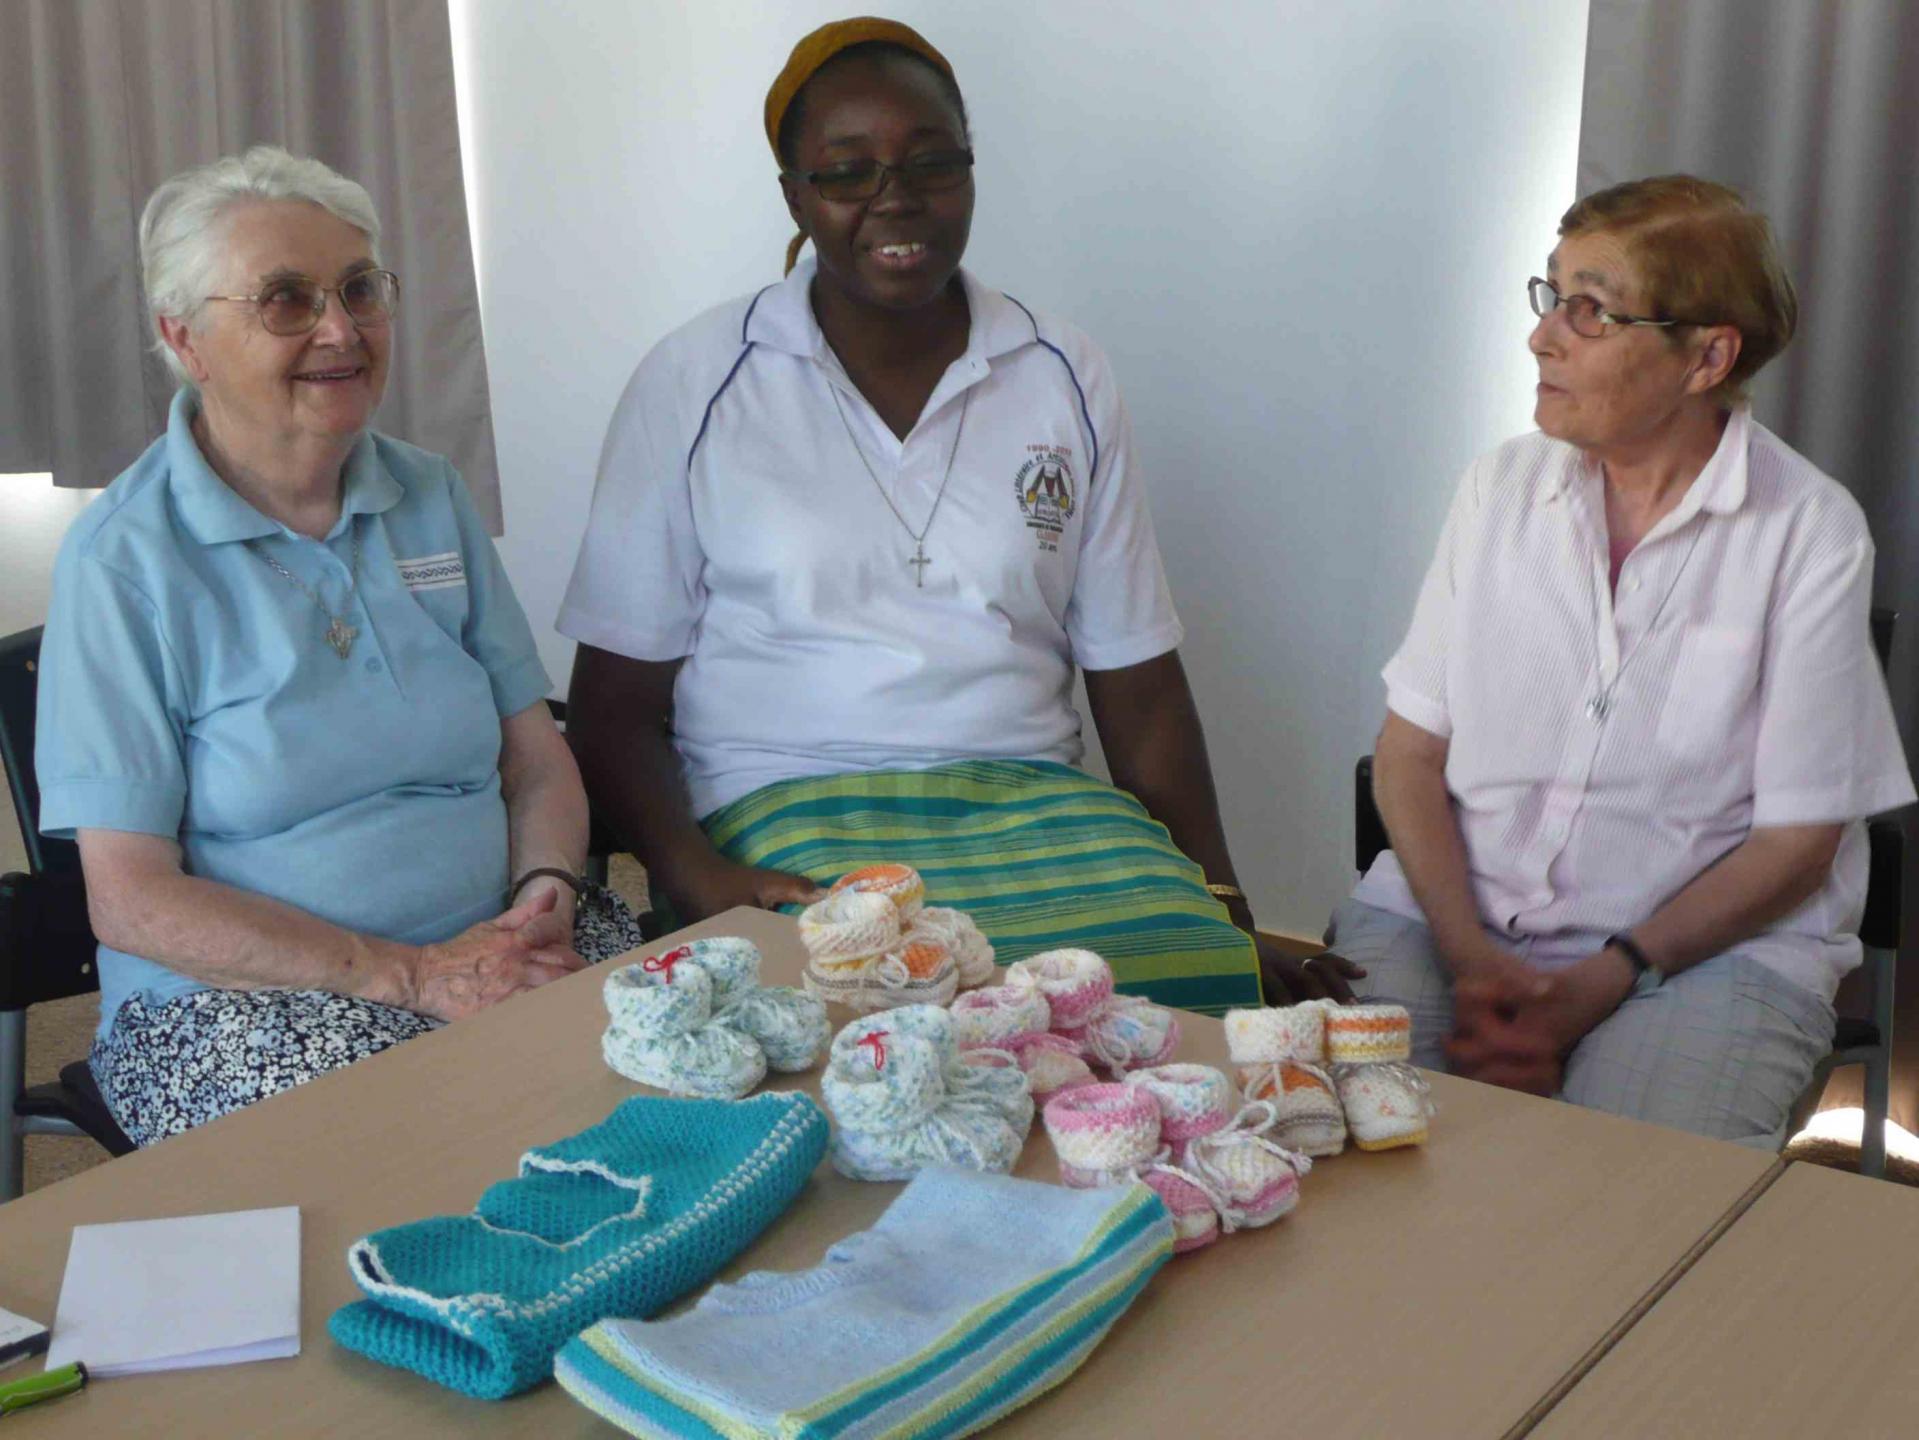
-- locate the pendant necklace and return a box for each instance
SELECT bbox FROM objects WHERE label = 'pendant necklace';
[827,377,972,589]
[249,526,364,659]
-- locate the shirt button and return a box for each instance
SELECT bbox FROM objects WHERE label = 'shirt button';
[365,658,384,674]
[1630,576,1643,592]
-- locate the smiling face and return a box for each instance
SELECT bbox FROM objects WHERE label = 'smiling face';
[1528,231,1714,452]
[166,198,390,451]
[779,52,974,315]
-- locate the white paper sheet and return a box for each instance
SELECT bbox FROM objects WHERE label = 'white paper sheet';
[46,1206,300,1377]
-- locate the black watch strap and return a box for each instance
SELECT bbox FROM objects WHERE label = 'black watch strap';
[510,867,584,901]
[1607,932,1661,991]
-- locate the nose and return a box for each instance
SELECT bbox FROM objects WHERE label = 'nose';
[308,287,362,346]
[1527,309,1562,359]
[867,165,925,215]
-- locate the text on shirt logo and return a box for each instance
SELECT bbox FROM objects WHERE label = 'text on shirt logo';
[1014,446,1076,553]
[395,552,467,592]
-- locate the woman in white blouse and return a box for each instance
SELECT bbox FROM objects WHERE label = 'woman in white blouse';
[1329,175,1913,1143]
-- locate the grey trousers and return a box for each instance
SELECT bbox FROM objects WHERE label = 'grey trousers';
[1327,897,1835,1146]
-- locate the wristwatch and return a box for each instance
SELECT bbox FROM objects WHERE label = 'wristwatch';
[1607,932,1663,998]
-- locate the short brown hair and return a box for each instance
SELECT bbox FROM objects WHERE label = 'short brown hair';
[1559,175,1798,405]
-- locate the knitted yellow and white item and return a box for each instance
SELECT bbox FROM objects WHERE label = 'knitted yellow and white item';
[830,863,927,920]
[906,906,996,989]
[799,889,899,974]
[1325,1003,1433,1151]
[799,890,958,1013]
[1223,1001,1347,1157]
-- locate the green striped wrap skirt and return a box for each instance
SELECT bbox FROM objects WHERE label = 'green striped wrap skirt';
[701,759,1262,1016]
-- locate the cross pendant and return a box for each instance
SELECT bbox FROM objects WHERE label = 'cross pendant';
[907,542,932,588]
[326,618,359,660]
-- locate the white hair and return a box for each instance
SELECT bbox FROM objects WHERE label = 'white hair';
[139,145,382,384]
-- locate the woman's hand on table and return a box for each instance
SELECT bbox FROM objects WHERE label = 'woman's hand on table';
[403,888,588,1022]
[1217,890,1366,1005]
[670,855,828,921]
[1259,944,1367,1004]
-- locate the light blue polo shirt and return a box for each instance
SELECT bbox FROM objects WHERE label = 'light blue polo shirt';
[36,390,552,1039]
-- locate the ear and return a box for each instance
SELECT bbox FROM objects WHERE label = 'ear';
[156,312,215,386]
[1685,325,1743,397]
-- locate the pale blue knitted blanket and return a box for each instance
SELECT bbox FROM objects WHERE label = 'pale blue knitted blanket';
[328,1090,829,1398]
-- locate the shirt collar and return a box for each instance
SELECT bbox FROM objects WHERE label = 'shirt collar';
[166,388,403,546]
[1536,405,1752,523]
[745,258,1038,367]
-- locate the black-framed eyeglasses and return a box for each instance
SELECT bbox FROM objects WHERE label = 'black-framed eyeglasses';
[204,268,401,337]
[789,149,974,203]
[1527,276,1711,340]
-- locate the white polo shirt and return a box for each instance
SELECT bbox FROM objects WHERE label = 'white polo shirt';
[559,261,1183,817]
[1354,407,1915,1000]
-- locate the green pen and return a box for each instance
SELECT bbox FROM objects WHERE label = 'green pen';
[0,1361,87,1418]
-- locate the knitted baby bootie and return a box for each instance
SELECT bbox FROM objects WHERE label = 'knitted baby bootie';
[1005,949,1181,1077]
[602,948,766,1098]
[907,906,997,989]
[1042,1083,1220,1253]
[1224,1002,1348,1157]
[1126,1064,1310,1229]
[685,936,830,1074]
[880,1002,1034,1136]
[829,863,926,919]
[799,890,958,1013]
[949,984,1097,1100]
[1326,1003,1433,1151]
[821,1017,1023,1181]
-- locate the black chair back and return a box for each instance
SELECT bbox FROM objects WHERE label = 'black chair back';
[0,627,79,877]
[0,626,100,1010]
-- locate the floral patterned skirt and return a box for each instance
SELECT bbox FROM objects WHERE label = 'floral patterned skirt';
[91,881,648,1148]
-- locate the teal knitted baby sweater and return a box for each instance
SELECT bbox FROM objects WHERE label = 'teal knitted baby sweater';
[328,1090,829,1399]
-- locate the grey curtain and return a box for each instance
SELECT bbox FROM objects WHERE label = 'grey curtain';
[1580,0,1919,1128]
[0,0,502,531]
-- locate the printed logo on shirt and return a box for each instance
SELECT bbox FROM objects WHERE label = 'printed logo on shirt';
[395,551,468,592]
[1014,446,1076,553]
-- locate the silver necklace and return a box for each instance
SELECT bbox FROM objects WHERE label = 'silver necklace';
[1585,514,1706,722]
[249,528,363,659]
[827,378,972,588]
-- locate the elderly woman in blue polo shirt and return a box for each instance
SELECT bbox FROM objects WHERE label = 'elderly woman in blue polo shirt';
[35,147,644,1147]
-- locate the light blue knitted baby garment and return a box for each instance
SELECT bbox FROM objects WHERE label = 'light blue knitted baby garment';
[328,1090,829,1398]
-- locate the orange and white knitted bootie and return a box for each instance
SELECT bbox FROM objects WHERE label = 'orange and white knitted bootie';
[1325,1003,1433,1151]
[829,863,926,919]
[904,906,997,990]
[1223,1002,1347,1157]
[798,889,958,1013]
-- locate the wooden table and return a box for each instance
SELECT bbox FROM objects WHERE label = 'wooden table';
[1531,1159,1919,1438]
[0,908,1778,1438]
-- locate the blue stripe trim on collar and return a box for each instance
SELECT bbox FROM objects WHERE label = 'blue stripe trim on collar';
[687,287,779,475]
[1003,294,1100,485]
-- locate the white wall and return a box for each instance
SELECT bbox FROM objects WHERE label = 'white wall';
[0,479,94,635]
[463,0,1592,937]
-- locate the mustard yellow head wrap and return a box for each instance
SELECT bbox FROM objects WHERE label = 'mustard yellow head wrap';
[765,17,959,274]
